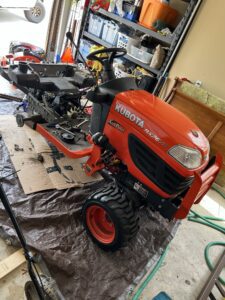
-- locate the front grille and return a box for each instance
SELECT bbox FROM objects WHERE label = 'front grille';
[128,134,194,195]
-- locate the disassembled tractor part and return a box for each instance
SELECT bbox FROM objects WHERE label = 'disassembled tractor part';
[61,132,75,144]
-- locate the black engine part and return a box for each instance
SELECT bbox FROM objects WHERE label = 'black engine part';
[8,62,95,92]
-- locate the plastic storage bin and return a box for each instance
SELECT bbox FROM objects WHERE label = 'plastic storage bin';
[139,0,178,30]
[127,37,140,54]
[114,66,132,78]
[78,39,94,60]
[123,3,141,22]
[102,21,119,45]
[88,13,105,37]
[129,45,153,64]
[117,32,129,49]
[114,4,140,22]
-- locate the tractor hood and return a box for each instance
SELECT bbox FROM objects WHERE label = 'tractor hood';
[114,90,210,173]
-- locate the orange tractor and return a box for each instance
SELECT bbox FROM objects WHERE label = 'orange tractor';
[2,47,222,251]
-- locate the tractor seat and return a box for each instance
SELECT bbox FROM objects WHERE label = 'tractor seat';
[87,77,140,103]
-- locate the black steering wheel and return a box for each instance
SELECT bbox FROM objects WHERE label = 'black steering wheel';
[86,47,127,65]
[86,48,127,82]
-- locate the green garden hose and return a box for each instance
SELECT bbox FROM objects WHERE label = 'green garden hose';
[132,245,169,300]
[132,188,225,299]
[212,183,225,199]
[188,210,225,234]
[204,241,225,286]
[188,209,225,286]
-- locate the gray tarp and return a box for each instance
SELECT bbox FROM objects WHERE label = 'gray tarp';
[0,100,178,299]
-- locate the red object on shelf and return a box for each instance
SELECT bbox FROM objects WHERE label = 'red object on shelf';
[91,0,110,11]
[139,0,179,31]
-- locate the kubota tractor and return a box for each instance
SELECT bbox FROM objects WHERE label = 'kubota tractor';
[1,47,222,251]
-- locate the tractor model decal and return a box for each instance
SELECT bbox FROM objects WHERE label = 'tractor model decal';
[144,128,168,148]
[108,119,125,132]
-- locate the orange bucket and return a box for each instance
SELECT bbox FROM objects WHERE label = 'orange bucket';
[139,0,179,30]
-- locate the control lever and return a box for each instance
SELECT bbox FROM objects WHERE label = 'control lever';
[66,32,97,83]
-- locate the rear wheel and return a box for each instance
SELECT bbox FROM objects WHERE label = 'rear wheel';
[24,1,45,24]
[82,183,139,251]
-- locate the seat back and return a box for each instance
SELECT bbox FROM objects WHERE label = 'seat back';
[89,77,140,134]
[90,102,111,134]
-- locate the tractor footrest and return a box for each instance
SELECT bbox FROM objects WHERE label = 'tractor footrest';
[36,124,92,159]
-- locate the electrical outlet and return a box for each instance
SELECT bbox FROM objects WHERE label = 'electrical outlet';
[195,80,202,87]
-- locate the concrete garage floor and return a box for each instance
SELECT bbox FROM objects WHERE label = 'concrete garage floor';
[141,189,225,300]
[0,0,54,57]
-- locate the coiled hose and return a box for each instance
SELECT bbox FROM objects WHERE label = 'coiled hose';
[188,209,225,286]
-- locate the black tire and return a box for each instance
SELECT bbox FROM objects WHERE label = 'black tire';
[82,183,139,251]
[24,1,45,24]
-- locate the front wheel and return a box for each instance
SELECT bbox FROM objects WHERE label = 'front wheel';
[24,1,45,24]
[82,183,139,251]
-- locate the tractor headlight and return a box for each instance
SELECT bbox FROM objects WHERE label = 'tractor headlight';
[168,145,202,169]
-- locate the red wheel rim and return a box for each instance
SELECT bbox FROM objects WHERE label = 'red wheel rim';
[86,205,115,244]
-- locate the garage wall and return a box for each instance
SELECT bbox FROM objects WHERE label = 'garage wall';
[167,0,225,99]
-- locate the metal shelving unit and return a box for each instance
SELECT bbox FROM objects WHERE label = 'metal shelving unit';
[78,1,201,84]
[97,8,173,46]
[83,31,161,75]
